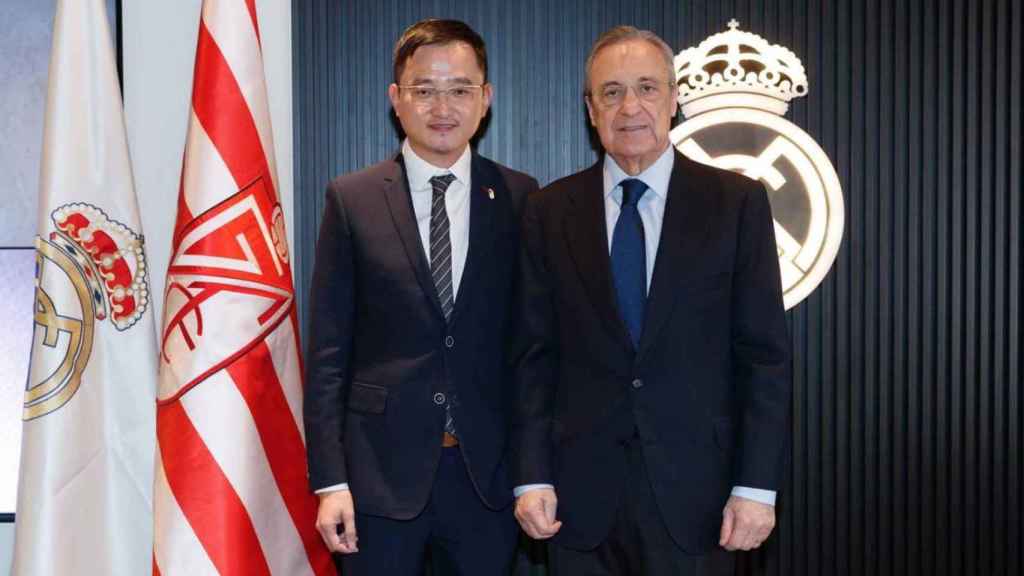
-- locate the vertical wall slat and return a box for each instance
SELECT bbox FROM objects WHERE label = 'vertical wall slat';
[1007,4,1018,573]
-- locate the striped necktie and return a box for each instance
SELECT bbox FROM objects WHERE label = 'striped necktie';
[429,173,458,437]
[429,173,457,321]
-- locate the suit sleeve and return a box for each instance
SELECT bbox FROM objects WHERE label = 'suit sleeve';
[731,179,792,492]
[303,184,355,491]
[510,192,558,487]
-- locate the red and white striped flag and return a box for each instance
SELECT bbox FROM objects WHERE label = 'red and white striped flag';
[153,1,334,575]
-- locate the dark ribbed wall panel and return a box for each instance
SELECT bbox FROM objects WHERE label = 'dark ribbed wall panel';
[293,1,1023,574]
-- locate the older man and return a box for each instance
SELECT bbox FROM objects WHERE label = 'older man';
[305,19,537,575]
[512,26,792,575]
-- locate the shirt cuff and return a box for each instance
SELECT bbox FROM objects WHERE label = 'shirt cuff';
[315,483,349,494]
[730,486,776,506]
[513,483,554,498]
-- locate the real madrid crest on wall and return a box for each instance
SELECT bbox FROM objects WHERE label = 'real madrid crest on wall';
[671,20,844,309]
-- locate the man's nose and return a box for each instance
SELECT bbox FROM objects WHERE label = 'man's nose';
[619,86,643,113]
[430,93,454,114]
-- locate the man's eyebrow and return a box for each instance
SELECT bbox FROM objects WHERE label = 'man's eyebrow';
[600,76,667,86]
[406,76,477,85]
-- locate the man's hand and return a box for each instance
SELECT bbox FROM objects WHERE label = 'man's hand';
[719,495,775,551]
[514,488,563,540]
[316,490,358,554]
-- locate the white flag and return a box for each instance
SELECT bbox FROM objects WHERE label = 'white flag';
[12,0,158,574]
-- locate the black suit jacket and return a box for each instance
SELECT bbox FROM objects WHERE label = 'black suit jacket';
[305,152,537,519]
[513,151,791,552]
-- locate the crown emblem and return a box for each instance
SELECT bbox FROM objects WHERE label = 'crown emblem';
[675,19,808,118]
[49,203,150,330]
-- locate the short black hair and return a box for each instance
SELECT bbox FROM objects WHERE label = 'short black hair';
[393,19,488,84]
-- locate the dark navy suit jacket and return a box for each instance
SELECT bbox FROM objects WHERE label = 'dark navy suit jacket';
[305,152,537,519]
[513,151,792,552]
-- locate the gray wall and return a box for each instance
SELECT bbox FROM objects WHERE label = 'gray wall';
[0,0,54,247]
[0,525,11,576]
[0,2,55,567]
[0,2,56,569]
[292,1,1023,574]
[0,0,118,247]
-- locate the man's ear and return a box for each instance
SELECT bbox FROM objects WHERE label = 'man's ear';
[481,82,494,115]
[388,84,401,117]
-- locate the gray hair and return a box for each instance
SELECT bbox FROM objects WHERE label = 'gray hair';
[584,26,676,97]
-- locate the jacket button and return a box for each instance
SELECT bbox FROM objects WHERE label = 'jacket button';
[433,392,446,405]
[445,335,455,348]
[631,378,644,389]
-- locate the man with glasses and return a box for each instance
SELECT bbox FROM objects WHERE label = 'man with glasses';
[305,18,538,575]
[512,26,791,574]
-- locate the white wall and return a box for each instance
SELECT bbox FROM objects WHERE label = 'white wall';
[123,0,294,328]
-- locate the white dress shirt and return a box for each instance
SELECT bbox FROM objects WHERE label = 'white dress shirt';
[403,140,472,300]
[315,141,473,495]
[515,145,776,506]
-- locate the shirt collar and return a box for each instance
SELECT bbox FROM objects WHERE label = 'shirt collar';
[402,139,472,192]
[603,144,675,203]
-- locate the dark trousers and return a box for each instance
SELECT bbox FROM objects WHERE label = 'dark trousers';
[549,437,735,576]
[339,446,518,576]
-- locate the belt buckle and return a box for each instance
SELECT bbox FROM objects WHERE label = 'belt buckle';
[442,431,459,447]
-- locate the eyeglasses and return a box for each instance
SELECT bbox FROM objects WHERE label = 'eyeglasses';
[398,84,485,104]
[590,80,674,107]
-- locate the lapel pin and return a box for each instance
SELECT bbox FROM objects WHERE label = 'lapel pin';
[486,187,495,200]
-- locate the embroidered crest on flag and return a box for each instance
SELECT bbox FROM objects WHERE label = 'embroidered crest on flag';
[28,203,149,420]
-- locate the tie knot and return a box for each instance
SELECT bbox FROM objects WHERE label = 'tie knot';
[620,179,648,207]
[430,173,457,196]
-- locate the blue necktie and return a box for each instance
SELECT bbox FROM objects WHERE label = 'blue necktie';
[610,178,648,348]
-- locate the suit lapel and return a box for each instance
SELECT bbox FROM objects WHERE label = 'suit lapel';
[381,154,445,321]
[564,161,634,352]
[449,154,497,325]
[636,153,713,361]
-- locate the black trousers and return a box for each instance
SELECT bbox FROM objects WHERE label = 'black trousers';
[549,437,735,576]
[339,446,518,576]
